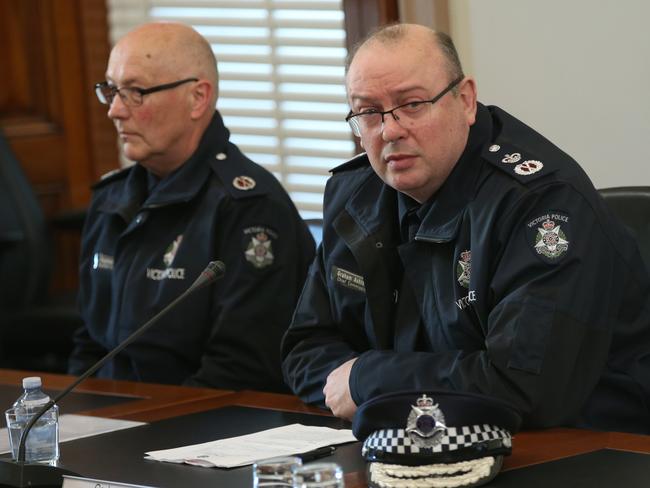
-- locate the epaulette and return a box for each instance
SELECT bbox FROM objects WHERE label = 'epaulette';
[481,141,557,183]
[209,149,269,199]
[331,152,370,174]
[91,166,131,189]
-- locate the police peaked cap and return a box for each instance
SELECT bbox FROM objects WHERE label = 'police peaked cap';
[353,389,522,442]
[353,390,523,488]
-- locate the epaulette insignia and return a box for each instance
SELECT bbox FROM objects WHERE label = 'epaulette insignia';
[233,175,256,191]
[210,153,267,199]
[482,142,553,182]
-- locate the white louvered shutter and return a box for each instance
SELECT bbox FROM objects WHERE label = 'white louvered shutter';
[107,0,355,217]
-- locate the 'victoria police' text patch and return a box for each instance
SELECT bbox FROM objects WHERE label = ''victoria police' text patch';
[526,212,570,263]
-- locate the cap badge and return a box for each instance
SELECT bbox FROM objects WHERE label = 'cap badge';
[405,395,447,448]
[514,160,544,175]
[501,152,521,164]
[233,175,256,191]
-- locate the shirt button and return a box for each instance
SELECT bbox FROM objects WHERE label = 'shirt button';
[216,152,227,160]
[134,213,146,225]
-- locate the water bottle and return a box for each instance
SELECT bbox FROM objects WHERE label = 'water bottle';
[5,376,59,464]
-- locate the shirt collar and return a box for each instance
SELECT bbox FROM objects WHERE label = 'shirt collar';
[101,111,229,216]
[397,192,421,242]
[340,103,493,243]
[414,102,492,242]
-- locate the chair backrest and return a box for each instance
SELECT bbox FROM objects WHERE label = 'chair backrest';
[0,131,51,312]
[598,186,650,272]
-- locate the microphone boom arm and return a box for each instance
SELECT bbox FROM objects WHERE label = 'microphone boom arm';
[16,260,226,464]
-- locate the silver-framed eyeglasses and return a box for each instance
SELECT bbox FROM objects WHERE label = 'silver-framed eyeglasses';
[94,77,199,107]
[345,76,463,137]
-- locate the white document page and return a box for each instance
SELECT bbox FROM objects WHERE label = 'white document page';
[145,423,357,468]
[0,414,146,454]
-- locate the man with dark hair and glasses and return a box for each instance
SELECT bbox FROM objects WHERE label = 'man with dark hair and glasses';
[69,22,315,391]
[282,23,650,433]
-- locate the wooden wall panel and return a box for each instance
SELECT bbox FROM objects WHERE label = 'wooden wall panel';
[342,0,399,154]
[343,0,399,55]
[78,0,120,180]
[0,0,118,293]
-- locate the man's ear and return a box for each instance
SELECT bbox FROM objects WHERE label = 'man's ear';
[458,77,478,126]
[190,80,213,119]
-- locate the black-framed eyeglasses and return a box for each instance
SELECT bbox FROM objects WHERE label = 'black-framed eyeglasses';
[94,77,199,107]
[345,76,463,137]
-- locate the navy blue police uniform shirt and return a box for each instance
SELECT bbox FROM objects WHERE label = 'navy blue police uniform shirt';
[281,103,650,433]
[69,111,315,392]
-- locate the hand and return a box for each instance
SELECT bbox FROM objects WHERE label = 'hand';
[323,358,358,420]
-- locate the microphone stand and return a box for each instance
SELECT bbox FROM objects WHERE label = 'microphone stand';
[0,261,225,488]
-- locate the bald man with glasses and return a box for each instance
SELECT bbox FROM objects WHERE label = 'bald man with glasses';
[281,23,650,434]
[69,22,315,391]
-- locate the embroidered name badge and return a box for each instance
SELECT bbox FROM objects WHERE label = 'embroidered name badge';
[331,265,365,293]
[92,252,114,271]
[243,226,277,269]
[526,212,570,262]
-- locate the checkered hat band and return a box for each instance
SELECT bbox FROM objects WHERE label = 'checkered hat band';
[362,424,511,456]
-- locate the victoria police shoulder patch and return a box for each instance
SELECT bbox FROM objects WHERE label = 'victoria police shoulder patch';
[243,226,277,269]
[526,211,570,262]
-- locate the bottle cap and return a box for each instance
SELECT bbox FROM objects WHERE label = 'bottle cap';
[22,377,42,389]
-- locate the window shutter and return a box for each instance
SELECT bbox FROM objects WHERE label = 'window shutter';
[107,0,355,217]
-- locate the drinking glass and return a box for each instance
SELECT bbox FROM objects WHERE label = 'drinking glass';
[253,455,303,487]
[292,462,345,488]
[5,407,59,464]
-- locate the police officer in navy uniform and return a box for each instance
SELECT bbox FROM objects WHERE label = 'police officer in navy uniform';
[281,23,650,432]
[68,22,315,392]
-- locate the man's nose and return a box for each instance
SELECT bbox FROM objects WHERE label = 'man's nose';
[381,111,407,142]
[107,94,129,119]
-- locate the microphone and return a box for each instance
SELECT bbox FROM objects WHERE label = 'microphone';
[0,261,226,488]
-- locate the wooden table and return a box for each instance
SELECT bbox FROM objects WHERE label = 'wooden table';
[2,369,649,487]
[0,369,233,420]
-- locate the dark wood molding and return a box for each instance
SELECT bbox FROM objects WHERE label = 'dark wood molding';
[0,116,59,137]
[0,0,118,293]
[78,0,120,180]
[343,0,399,54]
[432,0,451,34]
[342,0,399,153]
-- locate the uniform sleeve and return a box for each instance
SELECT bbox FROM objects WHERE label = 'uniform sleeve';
[281,245,363,406]
[349,185,628,428]
[185,195,315,392]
